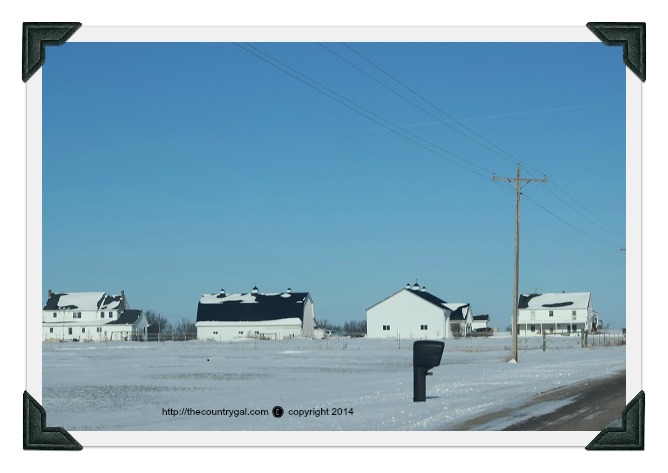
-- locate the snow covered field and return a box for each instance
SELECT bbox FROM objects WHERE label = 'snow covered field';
[41,333,625,431]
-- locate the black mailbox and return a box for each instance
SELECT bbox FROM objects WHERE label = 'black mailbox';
[413,340,444,402]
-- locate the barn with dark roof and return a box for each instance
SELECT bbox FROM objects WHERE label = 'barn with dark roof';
[365,283,474,339]
[196,286,316,341]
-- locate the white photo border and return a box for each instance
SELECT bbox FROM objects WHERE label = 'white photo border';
[26,25,642,447]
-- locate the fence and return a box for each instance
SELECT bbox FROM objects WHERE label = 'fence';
[586,331,626,347]
[145,332,198,342]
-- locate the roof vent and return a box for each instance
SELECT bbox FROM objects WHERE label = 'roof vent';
[219,289,226,295]
[251,286,259,295]
[413,283,420,291]
[405,283,411,289]
[421,286,427,292]
[286,288,292,294]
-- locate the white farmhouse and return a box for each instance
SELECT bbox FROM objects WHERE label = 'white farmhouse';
[42,290,149,341]
[196,286,316,341]
[517,292,594,337]
[366,283,474,339]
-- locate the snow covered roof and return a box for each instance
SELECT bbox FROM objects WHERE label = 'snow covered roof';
[366,287,471,318]
[518,292,591,310]
[473,314,489,321]
[43,292,123,311]
[107,309,143,325]
[196,290,310,323]
[413,291,471,320]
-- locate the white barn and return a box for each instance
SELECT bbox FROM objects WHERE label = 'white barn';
[42,290,149,342]
[366,283,474,339]
[196,286,316,341]
[517,292,594,337]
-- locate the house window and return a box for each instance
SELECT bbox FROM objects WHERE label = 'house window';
[572,311,577,320]
[382,325,390,331]
[530,311,535,321]
[73,312,81,319]
[97,327,102,333]
[49,328,53,333]
[53,312,57,318]
[82,327,85,333]
[68,328,72,335]
[530,325,535,332]
[420,325,428,330]
[100,312,105,318]
[109,313,113,318]
[549,310,554,317]
[238,331,243,335]
[213,331,218,335]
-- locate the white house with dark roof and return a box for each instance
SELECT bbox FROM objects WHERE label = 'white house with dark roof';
[517,292,594,337]
[366,283,474,339]
[196,286,316,341]
[42,290,149,341]
[472,314,490,331]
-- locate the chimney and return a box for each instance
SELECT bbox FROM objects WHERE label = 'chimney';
[121,290,125,311]
[48,289,52,300]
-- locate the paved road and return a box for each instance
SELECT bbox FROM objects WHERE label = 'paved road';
[447,371,626,431]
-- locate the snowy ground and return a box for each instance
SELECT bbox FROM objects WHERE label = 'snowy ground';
[41,333,625,431]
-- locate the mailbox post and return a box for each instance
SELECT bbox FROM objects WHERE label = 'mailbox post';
[413,340,445,402]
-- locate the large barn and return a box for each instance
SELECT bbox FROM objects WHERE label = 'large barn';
[42,290,149,342]
[517,292,595,336]
[196,286,316,341]
[366,283,474,339]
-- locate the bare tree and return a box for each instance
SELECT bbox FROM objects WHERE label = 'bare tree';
[174,318,197,340]
[343,320,367,337]
[144,310,173,341]
[315,319,342,333]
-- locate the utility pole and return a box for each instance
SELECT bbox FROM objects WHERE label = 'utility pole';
[493,164,547,362]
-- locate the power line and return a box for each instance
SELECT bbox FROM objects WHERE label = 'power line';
[549,178,626,240]
[321,43,514,165]
[342,42,521,168]
[236,43,623,253]
[234,42,494,181]
[342,42,625,245]
[521,192,621,252]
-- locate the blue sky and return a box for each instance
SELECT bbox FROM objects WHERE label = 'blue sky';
[42,41,626,329]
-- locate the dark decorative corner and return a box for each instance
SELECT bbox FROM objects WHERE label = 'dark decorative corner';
[23,391,82,450]
[22,22,81,82]
[586,22,646,82]
[586,390,644,450]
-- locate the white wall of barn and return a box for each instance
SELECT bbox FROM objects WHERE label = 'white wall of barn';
[196,319,304,341]
[302,296,316,338]
[366,290,446,340]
